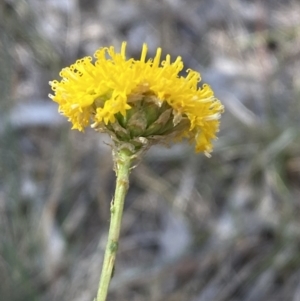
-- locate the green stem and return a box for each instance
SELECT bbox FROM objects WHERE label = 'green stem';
[96,149,132,301]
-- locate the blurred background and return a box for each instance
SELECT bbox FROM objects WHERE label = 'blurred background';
[1,0,300,300]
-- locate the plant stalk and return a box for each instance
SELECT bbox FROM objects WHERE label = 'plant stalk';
[96,149,132,301]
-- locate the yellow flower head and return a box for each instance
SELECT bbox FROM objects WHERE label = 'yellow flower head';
[49,42,224,155]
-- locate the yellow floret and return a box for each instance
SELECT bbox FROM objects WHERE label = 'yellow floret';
[49,42,224,154]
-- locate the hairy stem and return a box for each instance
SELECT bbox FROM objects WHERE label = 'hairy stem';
[96,149,132,301]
